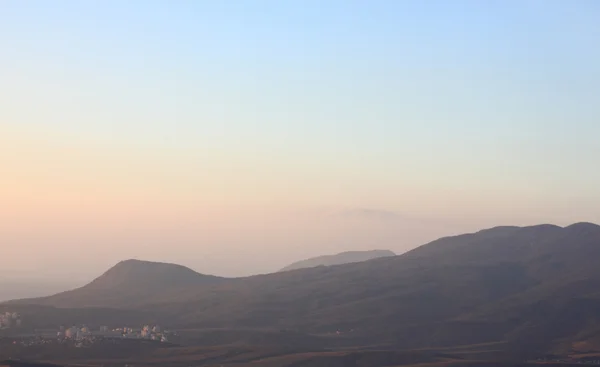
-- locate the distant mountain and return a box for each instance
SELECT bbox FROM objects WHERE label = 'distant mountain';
[84,259,222,290]
[9,259,224,308]
[279,250,396,272]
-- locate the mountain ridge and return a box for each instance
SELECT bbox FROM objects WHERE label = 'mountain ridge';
[279,249,396,272]
[7,222,600,355]
[7,259,225,308]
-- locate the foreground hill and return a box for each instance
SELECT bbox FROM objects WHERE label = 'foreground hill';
[10,223,600,355]
[10,259,225,308]
[279,250,396,272]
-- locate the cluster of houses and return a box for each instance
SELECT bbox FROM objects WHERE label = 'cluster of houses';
[57,325,93,340]
[536,357,600,365]
[117,325,169,342]
[55,325,169,343]
[141,325,168,342]
[0,312,22,329]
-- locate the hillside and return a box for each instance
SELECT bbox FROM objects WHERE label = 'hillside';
[0,281,75,302]
[279,250,396,272]
[152,222,600,354]
[10,223,600,355]
[9,259,225,308]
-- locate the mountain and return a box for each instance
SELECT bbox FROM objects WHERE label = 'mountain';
[9,259,225,308]
[10,223,600,356]
[148,222,600,354]
[279,250,396,271]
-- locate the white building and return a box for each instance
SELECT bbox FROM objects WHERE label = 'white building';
[65,327,78,339]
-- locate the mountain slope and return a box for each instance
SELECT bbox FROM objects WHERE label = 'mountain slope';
[10,223,600,355]
[152,222,600,353]
[279,250,395,272]
[0,281,75,302]
[11,259,225,308]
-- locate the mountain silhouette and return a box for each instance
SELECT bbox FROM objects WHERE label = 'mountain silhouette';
[13,259,224,308]
[9,223,600,355]
[279,249,396,272]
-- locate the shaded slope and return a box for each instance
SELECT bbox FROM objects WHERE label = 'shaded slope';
[151,222,600,352]
[11,223,600,354]
[11,259,225,308]
[280,250,396,272]
[0,304,161,331]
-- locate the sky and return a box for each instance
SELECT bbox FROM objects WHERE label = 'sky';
[1,1,600,283]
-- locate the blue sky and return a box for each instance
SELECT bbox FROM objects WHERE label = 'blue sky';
[1,1,600,278]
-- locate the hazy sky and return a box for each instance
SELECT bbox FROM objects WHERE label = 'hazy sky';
[1,1,600,282]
